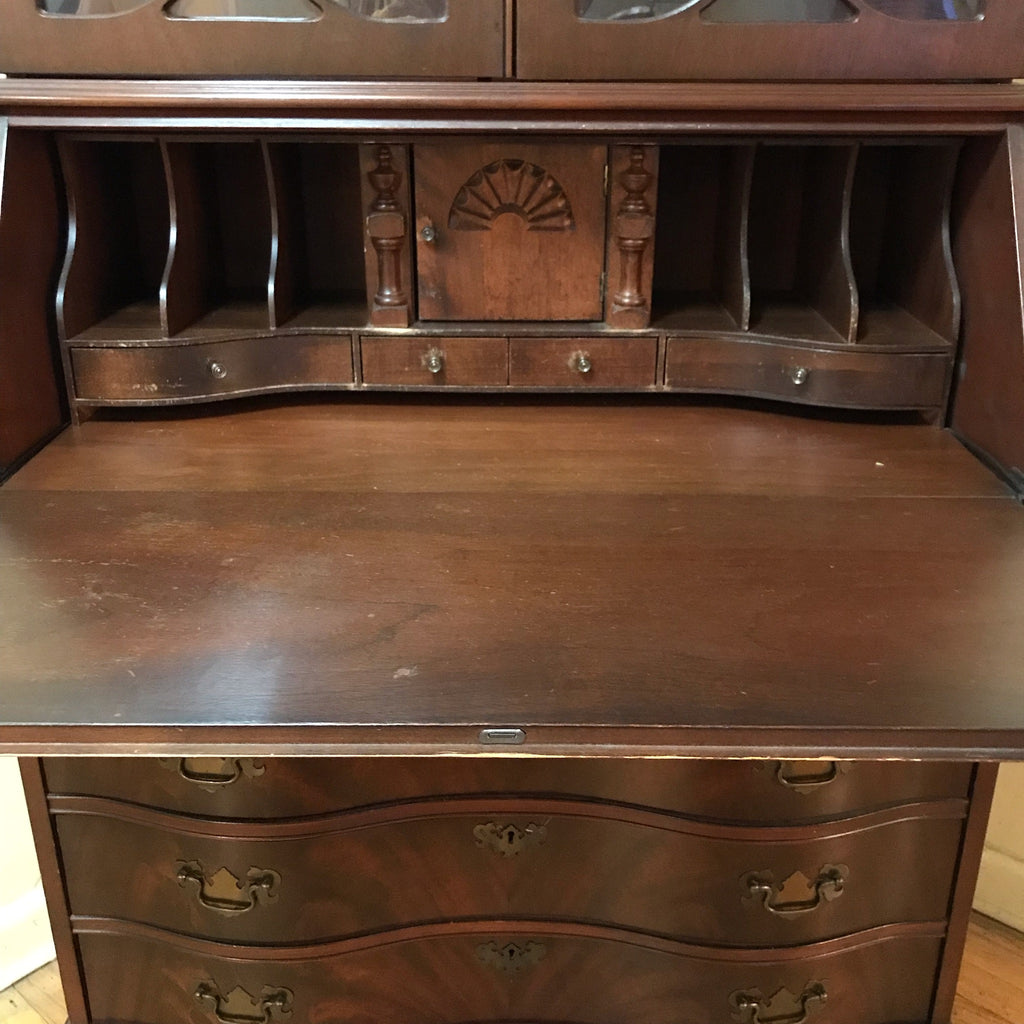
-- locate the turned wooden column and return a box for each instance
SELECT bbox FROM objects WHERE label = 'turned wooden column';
[605,145,659,329]
[361,144,412,327]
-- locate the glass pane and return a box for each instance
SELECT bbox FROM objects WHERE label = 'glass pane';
[37,0,149,13]
[701,0,856,22]
[863,0,982,20]
[334,0,447,22]
[163,0,320,18]
[575,0,700,20]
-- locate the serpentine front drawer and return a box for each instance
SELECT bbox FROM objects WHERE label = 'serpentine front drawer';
[42,757,973,823]
[664,338,950,410]
[71,336,355,405]
[75,924,946,1024]
[53,796,964,946]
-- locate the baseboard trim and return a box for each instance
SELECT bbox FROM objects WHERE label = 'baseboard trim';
[0,881,56,991]
[974,846,1024,934]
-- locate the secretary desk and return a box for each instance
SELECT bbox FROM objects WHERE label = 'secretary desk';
[2,3,1024,1024]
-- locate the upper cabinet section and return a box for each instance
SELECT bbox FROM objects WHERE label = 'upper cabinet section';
[3,0,1024,79]
[0,0,505,78]
[518,0,1024,81]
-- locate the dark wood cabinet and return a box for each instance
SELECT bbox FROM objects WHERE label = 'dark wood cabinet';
[516,0,1024,81]
[3,8,1024,1024]
[0,0,507,78]
[24,753,994,1024]
[8,123,1004,414]
[414,143,608,322]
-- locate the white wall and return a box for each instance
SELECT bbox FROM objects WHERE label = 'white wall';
[0,758,55,991]
[975,763,1024,932]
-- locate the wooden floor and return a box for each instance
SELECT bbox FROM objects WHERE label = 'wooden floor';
[0,912,1020,1024]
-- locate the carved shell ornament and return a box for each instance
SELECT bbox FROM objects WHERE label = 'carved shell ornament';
[448,160,575,233]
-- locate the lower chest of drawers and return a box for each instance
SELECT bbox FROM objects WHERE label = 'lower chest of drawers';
[31,756,988,1024]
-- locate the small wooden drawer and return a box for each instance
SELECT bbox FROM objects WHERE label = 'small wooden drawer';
[42,757,973,823]
[54,800,965,946]
[77,925,945,1024]
[517,1,1024,82]
[665,337,950,409]
[509,337,657,389]
[71,336,354,404]
[0,1,505,78]
[360,336,508,387]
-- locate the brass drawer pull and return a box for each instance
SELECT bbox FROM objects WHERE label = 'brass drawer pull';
[423,347,445,374]
[195,983,292,1024]
[476,940,546,975]
[773,759,850,792]
[177,861,280,915]
[730,983,827,1024]
[158,757,265,790]
[571,350,593,374]
[742,864,848,917]
[473,821,547,857]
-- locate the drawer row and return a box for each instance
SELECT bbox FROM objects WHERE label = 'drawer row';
[42,757,972,823]
[54,797,966,947]
[75,922,946,1024]
[68,334,950,409]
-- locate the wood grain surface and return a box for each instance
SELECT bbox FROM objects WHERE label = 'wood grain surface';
[74,922,946,1024]
[0,400,1022,757]
[51,796,965,946]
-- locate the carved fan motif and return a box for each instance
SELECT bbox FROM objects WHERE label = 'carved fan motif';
[449,160,574,233]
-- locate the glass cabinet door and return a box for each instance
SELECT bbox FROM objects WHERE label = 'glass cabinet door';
[5,0,504,76]
[517,0,1021,81]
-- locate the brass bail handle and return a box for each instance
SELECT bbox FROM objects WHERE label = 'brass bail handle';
[177,861,281,916]
[195,984,293,1024]
[742,865,848,917]
[730,983,827,1024]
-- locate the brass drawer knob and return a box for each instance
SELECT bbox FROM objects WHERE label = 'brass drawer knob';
[571,350,593,374]
[208,361,228,380]
[730,982,827,1024]
[742,864,848,917]
[177,861,280,916]
[790,366,809,385]
[195,982,292,1024]
[423,348,445,374]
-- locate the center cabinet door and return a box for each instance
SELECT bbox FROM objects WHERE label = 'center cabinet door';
[414,143,608,321]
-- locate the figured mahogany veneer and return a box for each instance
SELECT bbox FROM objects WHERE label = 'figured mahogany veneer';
[74,923,947,1024]
[53,795,966,946]
[40,757,974,822]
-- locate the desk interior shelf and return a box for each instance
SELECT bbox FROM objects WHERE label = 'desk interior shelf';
[39,129,970,413]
